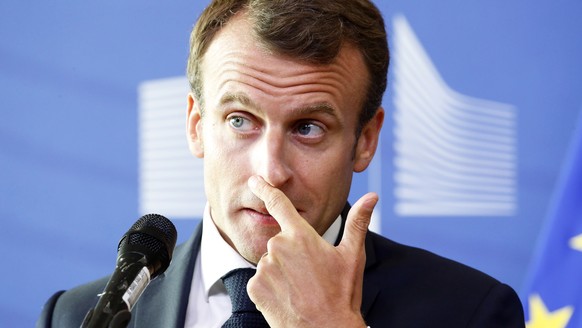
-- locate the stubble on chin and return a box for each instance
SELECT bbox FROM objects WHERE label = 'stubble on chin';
[235,227,279,265]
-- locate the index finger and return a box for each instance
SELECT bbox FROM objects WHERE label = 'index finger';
[248,175,304,231]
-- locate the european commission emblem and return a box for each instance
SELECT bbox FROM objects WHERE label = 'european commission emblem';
[392,15,518,217]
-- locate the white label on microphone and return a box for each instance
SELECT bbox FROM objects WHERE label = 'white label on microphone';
[122,266,151,311]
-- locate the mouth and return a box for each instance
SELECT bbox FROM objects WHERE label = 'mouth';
[243,207,279,225]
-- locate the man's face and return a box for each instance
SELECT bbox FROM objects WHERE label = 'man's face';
[188,14,382,264]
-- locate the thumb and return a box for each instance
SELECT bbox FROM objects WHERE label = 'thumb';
[340,192,378,253]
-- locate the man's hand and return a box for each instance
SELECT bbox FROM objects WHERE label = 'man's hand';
[246,175,377,328]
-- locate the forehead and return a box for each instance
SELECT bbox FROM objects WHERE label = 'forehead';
[200,14,369,115]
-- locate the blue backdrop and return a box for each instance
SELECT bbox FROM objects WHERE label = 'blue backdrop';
[1,1,581,326]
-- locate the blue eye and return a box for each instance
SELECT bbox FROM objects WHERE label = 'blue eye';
[230,116,245,128]
[228,115,254,131]
[296,123,324,137]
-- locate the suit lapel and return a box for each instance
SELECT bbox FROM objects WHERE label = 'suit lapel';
[130,223,203,328]
[361,232,381,318]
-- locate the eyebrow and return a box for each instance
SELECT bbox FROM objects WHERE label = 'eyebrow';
[219,92,257,109]
[218,92,341,122]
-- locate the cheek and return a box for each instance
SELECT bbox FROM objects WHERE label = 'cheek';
[297,158,353,234]
[204,126,242,168]
[203,128,256,202]
[298,149,354,202]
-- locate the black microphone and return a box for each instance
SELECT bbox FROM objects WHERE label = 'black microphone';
[81,214,177,328]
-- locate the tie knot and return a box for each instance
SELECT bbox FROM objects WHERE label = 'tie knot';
[221,268,258,313]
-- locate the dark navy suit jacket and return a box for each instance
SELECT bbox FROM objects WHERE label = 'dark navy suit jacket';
[37,209,525,327]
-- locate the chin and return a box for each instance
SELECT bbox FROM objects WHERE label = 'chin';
[239,247,265,265]
[237,234,272,264]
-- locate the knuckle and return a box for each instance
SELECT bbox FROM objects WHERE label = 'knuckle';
[246,276,261,300]
[266,237,276,253]
[267,235,284,254]
[352,216,370,234]
[351,213,371,233]
[265,189,285,211]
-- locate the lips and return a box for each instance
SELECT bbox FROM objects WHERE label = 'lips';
[245,207,272,217]
[243,207,279,225]
[254,207,270,216]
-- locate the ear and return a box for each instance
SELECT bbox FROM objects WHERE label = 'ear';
[353,107,384,172]
[187,93,204,158]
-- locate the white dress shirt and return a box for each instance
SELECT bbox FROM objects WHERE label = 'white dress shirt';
[184,204,342,327]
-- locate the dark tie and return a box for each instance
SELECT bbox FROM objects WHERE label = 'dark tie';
[221,268,270,328]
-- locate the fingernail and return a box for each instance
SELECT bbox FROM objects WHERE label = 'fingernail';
[363,195,378,211]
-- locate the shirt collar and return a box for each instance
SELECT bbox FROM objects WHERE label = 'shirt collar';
[199,203,342,301]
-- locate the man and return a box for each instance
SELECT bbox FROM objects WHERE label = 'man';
[37,0,525,327]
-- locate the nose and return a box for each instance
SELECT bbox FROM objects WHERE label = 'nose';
[252,127,292,188]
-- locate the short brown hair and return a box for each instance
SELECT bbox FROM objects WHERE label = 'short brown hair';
[187,0,389,134]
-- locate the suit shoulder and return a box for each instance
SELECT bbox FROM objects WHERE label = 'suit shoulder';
[366,231,500,287]
[363,232,525,327]
[37,276,109,328]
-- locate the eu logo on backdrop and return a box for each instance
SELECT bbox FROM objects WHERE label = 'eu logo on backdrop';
[391,15,518,217]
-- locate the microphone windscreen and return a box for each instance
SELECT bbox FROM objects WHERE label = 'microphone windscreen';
[117,214,177,278]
